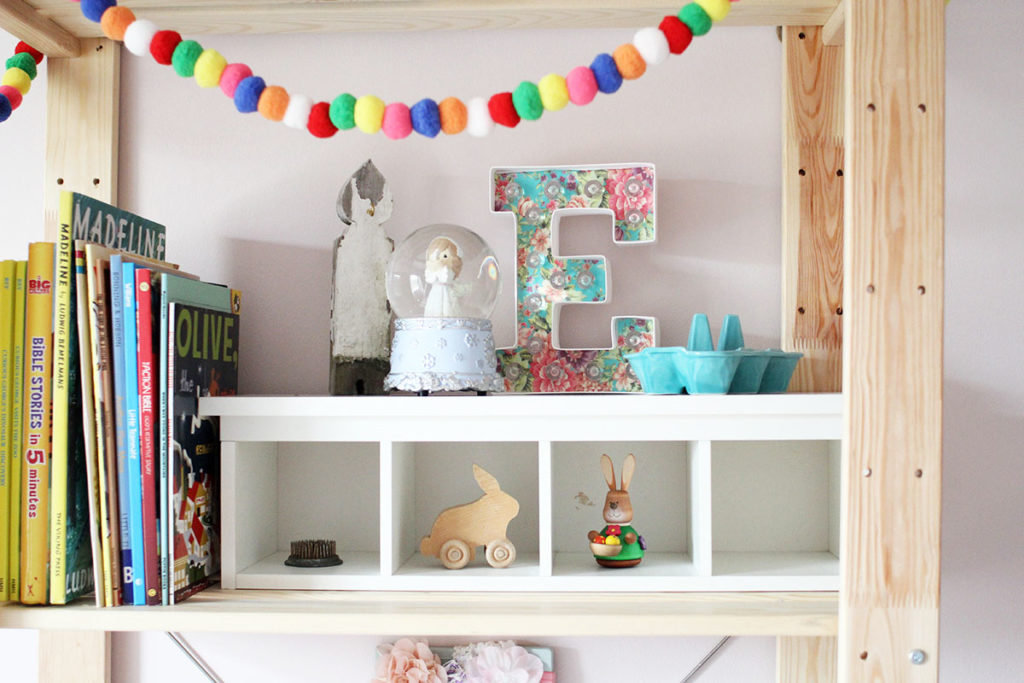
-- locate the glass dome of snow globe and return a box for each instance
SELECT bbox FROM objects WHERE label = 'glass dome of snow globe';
[385,223,501,319]
[384,224,504,395]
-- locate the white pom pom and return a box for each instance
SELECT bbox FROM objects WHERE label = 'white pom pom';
[284,94,312,129]
[466,97,494,138]
[633,27,670,66]
[123,19,159,57]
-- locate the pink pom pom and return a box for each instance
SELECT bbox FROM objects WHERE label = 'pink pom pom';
[566,66,598,106]
[381,102,413,140]
[219,63,252,98]
[0,85,23,110]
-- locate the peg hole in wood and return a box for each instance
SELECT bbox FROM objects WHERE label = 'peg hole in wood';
[798,31,806,39]
[836,169,844,177]
[863,468,872,477]
[866,103,876,112]
[860,651,869,660]
[836,307,843,315]
[95,44,103,52]
[918,285,926,295]
[56,177,64,185]
[918,104,927,113]
[866,284,875,294]
[92,178,101,186]
[798,168,806,176]
[797,307,805,315]
[915,469,923,478]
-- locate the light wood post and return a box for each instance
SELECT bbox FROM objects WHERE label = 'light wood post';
[841,1,944,681]
[38,37,120,683]
[778,23,843,682]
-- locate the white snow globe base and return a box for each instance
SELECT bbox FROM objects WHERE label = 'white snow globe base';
[384,317,504,394]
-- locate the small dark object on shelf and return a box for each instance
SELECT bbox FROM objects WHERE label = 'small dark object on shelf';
[285,539,343,568]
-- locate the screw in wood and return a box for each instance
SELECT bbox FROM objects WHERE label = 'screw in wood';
[866,284,875,293]
[909,649,927,665]
[867,103,876,112]
[918,285,926,295]
[915,469,923,478]
[862,468,872,477]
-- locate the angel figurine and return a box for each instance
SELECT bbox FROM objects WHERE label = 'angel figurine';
[423,236,463,318]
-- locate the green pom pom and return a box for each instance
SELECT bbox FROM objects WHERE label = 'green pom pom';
[6,53,37,80]
[171,40,204,78]
[512,81,543,121]
[329,93,357,130]
[679,3,712,36]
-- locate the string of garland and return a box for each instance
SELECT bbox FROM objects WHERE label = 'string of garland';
[2,0,737,134]
[0,42,44,123]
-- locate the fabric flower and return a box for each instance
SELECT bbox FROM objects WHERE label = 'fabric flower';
[373,638,448,683]
[462,643,544,683]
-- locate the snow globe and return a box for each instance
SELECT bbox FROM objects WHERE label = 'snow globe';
[384,224,503,394]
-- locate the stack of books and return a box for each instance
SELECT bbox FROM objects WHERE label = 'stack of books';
[0,191,241,606]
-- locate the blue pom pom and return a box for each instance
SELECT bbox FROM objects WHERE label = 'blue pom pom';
[234,76,266,113]
[0,94,11,123]
[410,98,441,138]
[81,0,117,23]
[590,53,623,94]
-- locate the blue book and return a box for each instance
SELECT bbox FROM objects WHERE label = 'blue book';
[108,255,134,605]
[121,261,146,605]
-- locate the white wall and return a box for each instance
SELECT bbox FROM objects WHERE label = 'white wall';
[2,0,1023,679]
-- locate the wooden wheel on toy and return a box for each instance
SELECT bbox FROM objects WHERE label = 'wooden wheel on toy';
[485,539,516,568]
[440,539,471,569]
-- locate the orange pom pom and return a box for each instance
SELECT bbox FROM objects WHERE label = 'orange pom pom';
[258,85,289,121]
[613,43,647,80]
[438,97,467,135]
[100,7,136,41]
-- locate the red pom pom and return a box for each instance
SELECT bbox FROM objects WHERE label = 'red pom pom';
[150,31,183,66]
[659,15,693,55]
[488,92,520,128]
[15,41,44,65]
[307,102,338,138]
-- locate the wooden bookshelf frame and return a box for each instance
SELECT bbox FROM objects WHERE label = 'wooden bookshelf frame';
[1,2,943,682]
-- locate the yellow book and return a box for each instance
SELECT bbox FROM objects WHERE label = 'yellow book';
[21,242,54,605]
[0,260,15,601]
[8,261,27,600]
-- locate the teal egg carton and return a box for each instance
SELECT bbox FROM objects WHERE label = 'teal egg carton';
[626,314,803,394]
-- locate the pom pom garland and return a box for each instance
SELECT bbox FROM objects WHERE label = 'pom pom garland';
[150,30,182,65]
[695,0,732,22]
[613,44,647,80]
[566,66,598,106]
[381,102,413,140]
[538,73,569,111]
[488,92,520,128]
[1,68,31,96]
[679,3,713,36]
[14,42,44,65]
[466,97,493,137]
[171,40,203,78]
[307,101,338,138]
[512,81,543,121]
[284,94,313,129]
[659,16,694,54]
[123,19,159,57]
[194,49,227,88]
[81,0,117,24]
[234,75,265,113]
[101,7,136,41]
[219,64,252,98]
[0,85,22,110]
[353,95,385,134]
[6,53,37,81]
[410,98,441,138]
[329,93,357,130]
[258,85,289,121]
[439,97,468,135]
[633,27,670,66]
[590,54,623,94]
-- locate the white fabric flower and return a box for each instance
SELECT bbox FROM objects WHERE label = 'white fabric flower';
[462,644,544,683]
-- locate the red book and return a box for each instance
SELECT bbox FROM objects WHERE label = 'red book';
[135,268,161,605]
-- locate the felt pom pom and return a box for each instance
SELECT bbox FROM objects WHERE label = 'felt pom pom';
[14,42,44,65]
[613,44,646,80]
[466,97,493,137]
[0,85,23,110]
[353,95,386,134]
[1,68,31,96]
[590,53,623,94]
[171,40,203,78]
[438,97,467,135]
[488,92,520,128]
[284,94,313,129]
[679,3,712,36]
[538,73,569,111]
[659,16,693,54]
[6,53,37,81]
[633,27,670,66]
[329,93,357,130]
[696,0,731,22]
[123,19,159,57]
[100,6,135,41]
[410,98,441,138]
[219,63,252,97]
[381,102,413,140]
[0,94,11,123]
[566,66,598,105]
[512,81,543,121]
[307,102,337,138]
[150,31,182,66]
[258,85,289,121]
[194,49,227,88]
[233,76,265,113]
[81,0,116,24]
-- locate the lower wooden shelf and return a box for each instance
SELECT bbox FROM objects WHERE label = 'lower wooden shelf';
[0,589,838,636]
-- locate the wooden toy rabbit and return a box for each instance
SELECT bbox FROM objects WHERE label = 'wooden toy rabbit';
[420,464,519,569]
[588,453,645,567]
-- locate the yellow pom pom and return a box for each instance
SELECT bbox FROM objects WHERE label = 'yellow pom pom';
[354,95,386,134]
[538,73,570,112]
[2,67,31,96]
[194,49,228,88]
[695,0,731,22]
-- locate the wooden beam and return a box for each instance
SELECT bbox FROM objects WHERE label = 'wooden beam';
[822,0,845,45]
[38,630,110,683]
[842,0,944,680]
[0,0,80,57]
[778,635,837,683]
[781,25,844,394]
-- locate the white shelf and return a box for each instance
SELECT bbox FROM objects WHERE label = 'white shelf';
[234,551,381,591]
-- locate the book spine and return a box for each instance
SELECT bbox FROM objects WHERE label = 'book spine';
[109,255,133,605]
[135,269,161,604]
[0,261,14,601]
[121,262,146,605]
[21,242,54,604]
[8,261,27,599]
[49,210,74,604]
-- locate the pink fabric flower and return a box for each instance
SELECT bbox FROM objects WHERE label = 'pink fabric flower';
[606,168,654,223]
[374,638,448,683]
[462,644,544,683]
